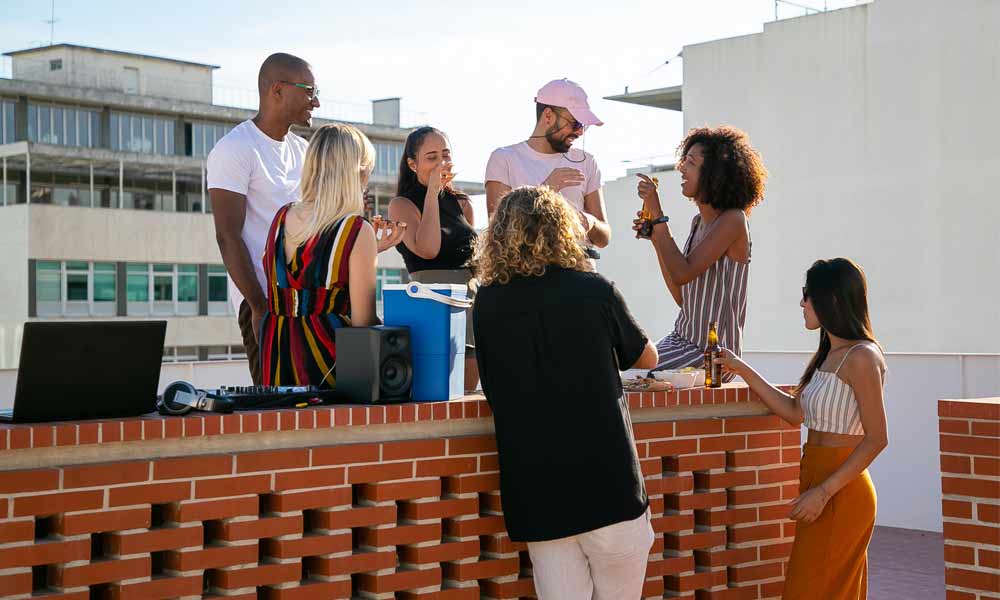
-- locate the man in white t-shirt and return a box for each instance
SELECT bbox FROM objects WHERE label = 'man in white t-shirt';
[485,78,611,251]
[208,53,317,385]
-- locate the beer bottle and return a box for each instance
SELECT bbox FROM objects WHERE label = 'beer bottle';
[638,176,659,238]
[704,321,722,388]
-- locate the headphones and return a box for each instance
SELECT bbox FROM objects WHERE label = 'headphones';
[157,381,234,415]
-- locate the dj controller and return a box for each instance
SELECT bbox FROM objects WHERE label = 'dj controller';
[158,383,342,415]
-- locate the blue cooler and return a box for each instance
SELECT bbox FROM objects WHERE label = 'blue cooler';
[382,282,471,401]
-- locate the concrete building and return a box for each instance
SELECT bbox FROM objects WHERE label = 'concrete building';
[603,0,999,533]
[0,44,482,368]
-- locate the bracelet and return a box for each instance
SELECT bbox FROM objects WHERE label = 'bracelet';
[650,215,670,226]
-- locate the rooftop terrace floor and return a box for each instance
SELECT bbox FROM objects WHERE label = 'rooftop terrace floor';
[870,526,944,599]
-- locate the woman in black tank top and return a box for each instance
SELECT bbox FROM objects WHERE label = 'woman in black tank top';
[388,126,479,391]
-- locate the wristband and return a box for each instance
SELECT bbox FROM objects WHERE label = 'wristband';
[651,215,670,226]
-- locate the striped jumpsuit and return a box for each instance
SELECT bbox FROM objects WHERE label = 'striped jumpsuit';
[653,214,750,382]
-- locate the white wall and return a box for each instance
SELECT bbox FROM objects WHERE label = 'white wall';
[603,0,1000,355]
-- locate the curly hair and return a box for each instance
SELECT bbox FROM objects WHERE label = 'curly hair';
[474,186,591,286]
[678,125,768,214]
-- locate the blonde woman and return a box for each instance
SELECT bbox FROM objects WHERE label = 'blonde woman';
[472,186,658,599]
[260,124,405,387]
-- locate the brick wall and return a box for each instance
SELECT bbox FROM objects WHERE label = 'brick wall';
[939,397,1000,600]
[0,388,801,599]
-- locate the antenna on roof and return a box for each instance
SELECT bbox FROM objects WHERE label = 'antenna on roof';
[44,0,59,46]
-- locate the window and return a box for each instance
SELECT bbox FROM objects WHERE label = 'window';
[109,111,175,155]
[374,142,404,176]
[49,59,63,71]
[34,261,116,317]
[1,99,15,144]
[127,263,198,316]
[33,184,92,207]
[376,268,408,315]
[189,121,232,157]
[207,265,232,315]
[162,346,199,363]
[162,345,246,363]
[26,102,100,148]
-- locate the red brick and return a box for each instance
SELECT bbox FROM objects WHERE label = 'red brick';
[358,522,441,547]
[666,490,727,511]
[730,522,783,543]
[646,555,695,576]
[747,432,783,449]
[154,455,232,479]
[263,532,352,558]
[759,540,795,561]
[416,456,479,477]
[347,461,413,484]
[758,465,800,484]
[479,453,500,472]
[481,533,527,554]
[665,568,727,592]
[264,486,352,512]
[480,577,536,599]
[664,530,726,551]
[694,470,756,490]
[696,507,757,527]
[305,550,397,576]
[978,502,999,523]
[0,572,31,596]
[448,435,497,455]
[782,429,801,446]
[652,513,694,533]
[272,466,346,491]
[725,414,785,433]
[107,525,203,554]
[940,434,1000,457]
[941,476,1000,499]
[382,438,447,460]
[54,423,77,446]
[356,567,442,594]
[236,448,310,473]
[166,543,259,571]
[13,489,104,517]
[939,400,1000,420]
[633,421,675,440]
[666,452,727,472]
[444,472,500,494]
[676,419,724,436]
[166,496,258,522]
[210,562,300,589]
[728,448,782,467]
[195,474,270,499]
[971,420,1000,437]
[360,478,441,502]
[649,438,700,457]
[257,580,353,600]
[646,473,694,496]
[108,481,191,507]
[445,515,506,537]
[445,556,520,581]
[0,538,89,568]
[33,424,53,447]
[940,454,973,475]
[731,561,784,583]
[311,442,381,465]
[942,499,973,519]
[729,485,783,506]
[62,461,149,488]
[696,546,758,567]
[945,567,1000,593]
[311,504,397,529]
[109,574,202,600]
[0,520,34,544]
[56,507,151,536]
[77,422,100,444]
[979,548,1000,569]
[400,497,478,521]
[758,502,793,522]
[52,556,150,587]
[940,419,971,434]
[944,544,976,565]
[974,456,1000,477]
[208,514,302,542]
[399,540,479,564]
[0,468,60,493]
[700,434,747,452]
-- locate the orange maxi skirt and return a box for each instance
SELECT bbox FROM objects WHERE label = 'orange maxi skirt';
[782,444,877,600]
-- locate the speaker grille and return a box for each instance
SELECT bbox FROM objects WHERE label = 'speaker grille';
[380,355,413,397]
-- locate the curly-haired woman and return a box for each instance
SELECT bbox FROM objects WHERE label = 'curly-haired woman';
[634,125,768,378]
[473,186,658,599]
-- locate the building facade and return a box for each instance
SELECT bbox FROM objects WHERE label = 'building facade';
[0,44,483,368]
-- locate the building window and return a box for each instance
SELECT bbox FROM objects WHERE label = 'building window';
[1,99,15,144]
[126,263,199,316]
[109,111,175,155]
[373,142,404,177]
[188,121,232,157]
[162,344,246,363]
[207,265,232,315]
[26,102,100,148]
[34,261,116,317]
[162,346,199,363]
[49,59,63,71]
[30,184,93,207]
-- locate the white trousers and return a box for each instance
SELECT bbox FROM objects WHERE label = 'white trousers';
[527,509,654,600]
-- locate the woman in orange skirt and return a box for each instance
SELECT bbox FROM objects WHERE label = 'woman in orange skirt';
[716,258,888,599]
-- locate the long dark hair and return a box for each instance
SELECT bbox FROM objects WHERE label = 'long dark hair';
[797,258,881,394]
[396,126,467,203]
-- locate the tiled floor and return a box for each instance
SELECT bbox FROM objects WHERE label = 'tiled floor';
[869,526,945,599]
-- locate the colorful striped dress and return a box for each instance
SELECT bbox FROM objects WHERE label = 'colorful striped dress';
[259,204,364,387]
[653,213,750,382]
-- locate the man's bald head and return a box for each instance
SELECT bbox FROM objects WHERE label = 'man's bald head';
[258,53,312,97]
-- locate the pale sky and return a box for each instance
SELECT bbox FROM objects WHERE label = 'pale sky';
[2,0,862,182]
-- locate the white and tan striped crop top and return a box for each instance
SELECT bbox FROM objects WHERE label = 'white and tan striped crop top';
[800,342,884,435]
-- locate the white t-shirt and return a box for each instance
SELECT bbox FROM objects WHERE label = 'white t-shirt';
[207,119,309,313]
[484,141,602,212]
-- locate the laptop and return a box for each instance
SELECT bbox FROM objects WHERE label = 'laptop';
[0,321,166,423]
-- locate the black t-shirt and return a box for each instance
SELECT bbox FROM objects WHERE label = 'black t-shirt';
[472,267,649,542]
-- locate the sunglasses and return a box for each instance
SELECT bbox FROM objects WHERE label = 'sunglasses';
[554,109,585,131]
[278,81,320,100]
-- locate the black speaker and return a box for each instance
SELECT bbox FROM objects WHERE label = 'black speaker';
[334,326,413,404]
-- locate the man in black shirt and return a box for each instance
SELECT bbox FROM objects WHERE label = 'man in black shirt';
[472,186,658,599]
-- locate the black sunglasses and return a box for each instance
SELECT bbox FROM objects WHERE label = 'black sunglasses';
[554,109,585,131]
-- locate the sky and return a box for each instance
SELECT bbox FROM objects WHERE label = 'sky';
[1,0,863,183]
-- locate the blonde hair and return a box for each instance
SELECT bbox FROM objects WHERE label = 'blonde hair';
[287,124,375,246]
[474,186,591,286]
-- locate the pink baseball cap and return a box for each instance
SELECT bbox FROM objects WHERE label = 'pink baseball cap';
[535,78,604,127]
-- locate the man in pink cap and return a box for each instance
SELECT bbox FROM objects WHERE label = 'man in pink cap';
[485,78,611,251]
